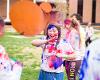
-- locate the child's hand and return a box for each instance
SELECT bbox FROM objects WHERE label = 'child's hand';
[47,37,57,43]
[56,53,68,58]
[72,19,80,26]
[67,54,76,60]
[56,53,76,60]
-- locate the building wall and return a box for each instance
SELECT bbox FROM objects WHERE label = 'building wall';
[0,0,33,20]
[96,0,100,23]
[0,0,7,19]
[69,0,78,16]
[69,0,100,24]
[83,0,92,23]
[0,0,100,24]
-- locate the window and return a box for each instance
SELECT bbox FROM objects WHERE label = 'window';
[77,0,83,19]
[92,0,96,23]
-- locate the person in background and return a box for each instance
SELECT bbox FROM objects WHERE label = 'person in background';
[85,22,94,47]
[50,11,64,26]
[63,18,83,80]
[32,24,76,80]
[0,16,23,80]
[70,13,86,56]
[64,18,80,52]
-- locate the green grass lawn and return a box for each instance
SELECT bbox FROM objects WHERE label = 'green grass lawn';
[0,32,68,80]
[0,30,100,80]
[0,32,42,80]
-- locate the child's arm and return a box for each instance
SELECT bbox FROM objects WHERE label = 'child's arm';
[32,39,48,47]
[57,52,76,60]
[56,40,76,60]
[32,38,56,47]
[66,53,77,60]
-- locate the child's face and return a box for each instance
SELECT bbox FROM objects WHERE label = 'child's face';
[48,27,58,39]
[72,16,77,20]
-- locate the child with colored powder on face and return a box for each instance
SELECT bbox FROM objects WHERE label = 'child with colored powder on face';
[70,13,86,56]
[32,24,76,80]
[64,18,83,58]
[63,18,83,80]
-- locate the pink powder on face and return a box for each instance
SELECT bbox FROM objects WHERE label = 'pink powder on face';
[64,19,72,25]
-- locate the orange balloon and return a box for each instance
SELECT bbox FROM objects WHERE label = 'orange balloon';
[40,2,52,13]
[10,1,45,36]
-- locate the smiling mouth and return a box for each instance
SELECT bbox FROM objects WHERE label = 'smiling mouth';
[50,34,58,38]
[50,35,55,37]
